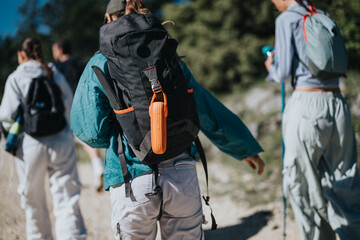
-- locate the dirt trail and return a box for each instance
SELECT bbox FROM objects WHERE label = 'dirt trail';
[0,153,303,240]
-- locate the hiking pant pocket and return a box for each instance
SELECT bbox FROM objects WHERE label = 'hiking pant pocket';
[174,161,200,199]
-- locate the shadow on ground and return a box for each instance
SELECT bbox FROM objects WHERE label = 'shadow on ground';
[204,210,273,240]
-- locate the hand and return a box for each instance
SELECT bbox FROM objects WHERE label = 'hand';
[264,51,274,72]
[244,154,265,176]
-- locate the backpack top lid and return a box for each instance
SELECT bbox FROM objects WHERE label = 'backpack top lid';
[99,14,165,57]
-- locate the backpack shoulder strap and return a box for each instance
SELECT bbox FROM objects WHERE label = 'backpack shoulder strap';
[41,77,64,112]
[92,66,131,195]
[194,137,217,230]
[92,66,123,110]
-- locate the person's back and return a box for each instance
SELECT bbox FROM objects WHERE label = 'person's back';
[71,0,266,239]
[52,40,85,93]
[266,1,339,88]
[0,37,86,239]
[55,57,85,93]
[265,1,360,240]
[53,39,105,192]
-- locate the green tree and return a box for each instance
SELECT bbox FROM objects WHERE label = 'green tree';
[162,0,360,92]
[40,0,171,61]
[162,0,277,91]
[41,0,106,60]
[0,36,20,98]
[0,0,175,98]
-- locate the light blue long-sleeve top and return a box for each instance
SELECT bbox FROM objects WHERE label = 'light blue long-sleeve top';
[266,2,339,88]
[70,53,263,190]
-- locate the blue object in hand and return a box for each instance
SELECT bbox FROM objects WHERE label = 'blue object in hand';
[262,45,274,59]
[5,115,22,156]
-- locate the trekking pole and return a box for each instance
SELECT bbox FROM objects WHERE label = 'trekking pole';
[262,46,286,239]
[281,81,287,240]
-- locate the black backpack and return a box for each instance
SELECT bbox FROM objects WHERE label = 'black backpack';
[93,13,217,229]
[22,76,66,137]
[94,14,200,165]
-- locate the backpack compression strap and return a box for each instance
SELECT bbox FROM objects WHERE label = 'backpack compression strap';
[195,137,218,230]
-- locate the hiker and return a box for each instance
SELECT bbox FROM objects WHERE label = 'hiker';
[52,39,104,191]
[71,0,265,239]
[0,37,86,239]
[265,0,360,239]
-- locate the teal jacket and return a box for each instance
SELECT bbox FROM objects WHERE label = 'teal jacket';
[71,53,263,190]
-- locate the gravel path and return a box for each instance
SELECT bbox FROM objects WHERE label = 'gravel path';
[0,152,306,240]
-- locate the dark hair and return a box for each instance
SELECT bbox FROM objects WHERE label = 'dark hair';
[295,0,315,12]
[54,39,72,55]
[19,38,54,81]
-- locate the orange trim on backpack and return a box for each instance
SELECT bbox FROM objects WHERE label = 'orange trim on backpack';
[143,65,157,71]
[114,106,134,114]
[187,88,194,93]
[309,5,317,14]
[302,5,318,43]
[303,14,311,42]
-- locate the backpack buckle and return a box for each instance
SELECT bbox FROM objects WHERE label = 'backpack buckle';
[143,65,162,93]
[145,185,162,197]
[149,78,162,93]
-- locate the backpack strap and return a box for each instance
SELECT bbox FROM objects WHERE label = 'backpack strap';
[117,135,132,197]
[92,66,123,110]
[41,77,64,113]
[194,137,217,230]
[92,66,132,196]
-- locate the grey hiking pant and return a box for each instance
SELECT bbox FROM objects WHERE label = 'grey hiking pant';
[282,91,360,240]
[15,129,86,240]
[110,153,204,240]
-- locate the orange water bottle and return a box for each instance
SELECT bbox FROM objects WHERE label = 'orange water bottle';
[149,92,168,154]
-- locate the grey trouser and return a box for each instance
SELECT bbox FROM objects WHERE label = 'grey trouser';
[15,129,86,240]
[282,91,360,240]
[110,153,204,240]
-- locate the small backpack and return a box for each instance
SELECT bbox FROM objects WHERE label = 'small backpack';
[22,76,66,137]
[289,5,348,79]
